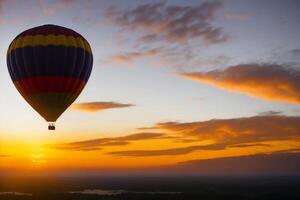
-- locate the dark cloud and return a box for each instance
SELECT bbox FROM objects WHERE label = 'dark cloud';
[268,147,300,154]
[71,101,134,112]
[106,142,278,157]
[50,132,165,151]
[173,149,300,175]
[292,49,300,53]
[258,110,282,116]
[107,143,226,157]
[291,49,300,56]
[118,132,164,140]
[106,1,227,45]
[179,63,300,104]
[229,143,271,148]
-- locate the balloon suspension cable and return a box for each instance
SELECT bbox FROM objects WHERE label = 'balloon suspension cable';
[48,122,55,131]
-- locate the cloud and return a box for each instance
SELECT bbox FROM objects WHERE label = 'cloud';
[229,143,271,148]
[258,110,282,116]
[50,132,165,151]
[107,48,161,63]
[173,149,300,175]
[179,64,300,104]
[108,115,300,156]
[156,115,300,144]
[291,49,300,56]
[104,1,229,70]
[224,13,251,21]
[71,102,134,112]
[268,147,300,154]
[107,143,226,156]
[39,0,75,16]
[106,1,227,45]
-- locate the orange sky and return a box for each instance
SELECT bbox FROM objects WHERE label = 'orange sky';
[1,115,300,172]
[1,0,300,175]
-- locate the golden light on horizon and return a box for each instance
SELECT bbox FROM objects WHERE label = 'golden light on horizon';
[1,0,300,177]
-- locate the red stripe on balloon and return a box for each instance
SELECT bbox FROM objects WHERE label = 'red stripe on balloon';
[14,76,86,95]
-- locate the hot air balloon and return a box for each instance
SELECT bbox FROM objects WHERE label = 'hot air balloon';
[6,24,93,130]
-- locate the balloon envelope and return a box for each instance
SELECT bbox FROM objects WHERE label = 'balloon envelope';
[7,24,93,122]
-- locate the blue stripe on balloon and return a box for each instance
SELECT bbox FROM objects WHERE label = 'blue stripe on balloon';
[7,45,93,81]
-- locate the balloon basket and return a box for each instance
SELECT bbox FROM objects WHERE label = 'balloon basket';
[48,123,55,130]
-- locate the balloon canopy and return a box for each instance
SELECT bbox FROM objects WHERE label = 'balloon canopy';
[6,24,93,128]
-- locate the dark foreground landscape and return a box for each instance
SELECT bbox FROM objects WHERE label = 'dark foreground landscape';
[1,175,300,200]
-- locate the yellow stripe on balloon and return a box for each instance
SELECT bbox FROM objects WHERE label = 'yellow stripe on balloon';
[8,34,92,54]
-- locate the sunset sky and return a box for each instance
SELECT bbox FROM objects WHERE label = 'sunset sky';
[1,0,300,175]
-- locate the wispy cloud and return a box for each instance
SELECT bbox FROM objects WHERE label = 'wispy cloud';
[49,132,165,151]
[224,13,251,21]
[179,63,300,104]
[39,0,75,16]
[71,102,134,112]
[106,1,227,45]
[107,143,226,157]
[108,115,300,156]
[229,143,271,148]
[107,48,161,63]
[104,1,229,70]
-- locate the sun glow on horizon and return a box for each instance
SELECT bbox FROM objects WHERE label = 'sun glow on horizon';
[1,0,300,175]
